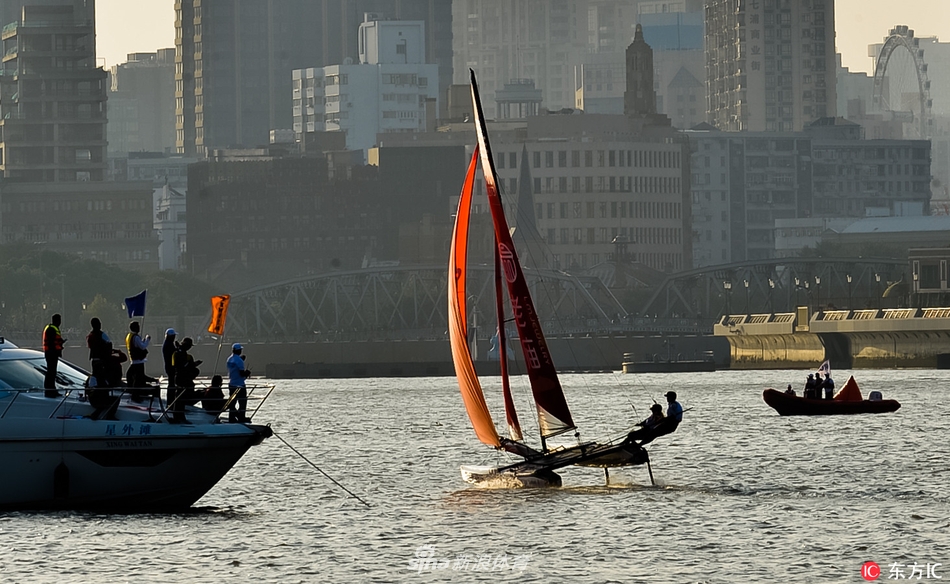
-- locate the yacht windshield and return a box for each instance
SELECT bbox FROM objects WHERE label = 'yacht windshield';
[0,358,89,390]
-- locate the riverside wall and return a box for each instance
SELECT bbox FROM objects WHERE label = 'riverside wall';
[55,334,729,379]
[715,307,950,369]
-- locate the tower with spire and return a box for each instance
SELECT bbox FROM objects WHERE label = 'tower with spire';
[624,24,657,118]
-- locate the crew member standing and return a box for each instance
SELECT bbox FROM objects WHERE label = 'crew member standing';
[43,313,65,398]
[86,317,119,420]
[162,328,178,391]
[170,337,201,424]
[86,318,112,386]
[125,321,151,394]
[226,343,251,423]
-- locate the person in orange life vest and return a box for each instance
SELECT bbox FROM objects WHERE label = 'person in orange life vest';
[42,313,65,398]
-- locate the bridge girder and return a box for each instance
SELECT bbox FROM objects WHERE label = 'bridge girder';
[639,258,910,319]
[220,265,627,341]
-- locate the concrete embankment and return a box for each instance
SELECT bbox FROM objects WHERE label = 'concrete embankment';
[49,334,728,379]
[715,307,950,369]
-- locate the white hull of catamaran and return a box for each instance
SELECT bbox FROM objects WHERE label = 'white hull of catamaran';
[460,464,562,488]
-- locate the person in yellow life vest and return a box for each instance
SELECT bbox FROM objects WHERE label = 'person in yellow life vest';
[42,313,65,398]
[125,321,152,399]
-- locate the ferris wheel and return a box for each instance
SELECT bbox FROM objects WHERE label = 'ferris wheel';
[871,25,934,139]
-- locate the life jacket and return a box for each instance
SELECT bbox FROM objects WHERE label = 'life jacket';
[172,348,198,383]
[43,324,64,352]
[87,329,112,361]
[126,332,148,361]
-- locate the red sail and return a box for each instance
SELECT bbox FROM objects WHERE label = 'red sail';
[470,71,576,439]
[495,243,523,442]
[449,146,501,447]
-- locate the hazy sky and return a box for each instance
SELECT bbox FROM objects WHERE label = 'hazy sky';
[94,0,950,73]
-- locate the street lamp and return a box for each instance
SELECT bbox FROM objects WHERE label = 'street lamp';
[913,272,919,307]
[846,274,853,309]
[815,276,821,310]
[875,273,882,309]
[744,279,750,313]
[723,281,732,316]
[794,277,801,308]
[768,278,775,313]
[57,274,65,326]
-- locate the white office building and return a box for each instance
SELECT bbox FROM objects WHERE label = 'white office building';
[292,19,439,157]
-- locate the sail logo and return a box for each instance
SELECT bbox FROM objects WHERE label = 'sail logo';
[408,544,531,573]
[498,244,519,283]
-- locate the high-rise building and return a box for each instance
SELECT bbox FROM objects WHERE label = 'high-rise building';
[174,0,452,157]
[0,1,158,267]
[292,19,439,157]
[452,0,584,118]
[705,0,836,132]
[107,50,176,156]
[687,122,932,267]
[0,0,107,181]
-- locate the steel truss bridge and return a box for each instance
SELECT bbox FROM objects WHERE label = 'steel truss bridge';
[640,257,910,320]
[217,258,914,341]
[223,265,629,341]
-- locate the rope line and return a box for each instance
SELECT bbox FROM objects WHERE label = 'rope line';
[273,430,370,507]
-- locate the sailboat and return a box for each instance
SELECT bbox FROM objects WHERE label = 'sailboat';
[448,71,662,487]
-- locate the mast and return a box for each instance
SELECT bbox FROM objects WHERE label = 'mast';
[495,243,522,442]
[470,70,576,441]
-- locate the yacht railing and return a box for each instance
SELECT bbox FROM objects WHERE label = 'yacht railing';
[0,382,275,424]
[157,381,276,424]
[219,383,276,422]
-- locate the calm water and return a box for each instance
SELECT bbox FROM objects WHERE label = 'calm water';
[1,369,948,583]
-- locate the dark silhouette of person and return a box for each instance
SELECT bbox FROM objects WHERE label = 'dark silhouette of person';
[162,328,178,392]
[43,313,65,398]
[627,403,665,444]
[170,337,201,423]
[86,318,112,386]
[202,374,226,415]
[86,317,119,420]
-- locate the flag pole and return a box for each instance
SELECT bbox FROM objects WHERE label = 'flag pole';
[208,295,231,381]
[211,336,225,380]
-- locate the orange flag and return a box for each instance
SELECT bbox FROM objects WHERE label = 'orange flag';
[208,295,230,335]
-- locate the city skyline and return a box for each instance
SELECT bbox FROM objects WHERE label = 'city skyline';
[95,0,950,75]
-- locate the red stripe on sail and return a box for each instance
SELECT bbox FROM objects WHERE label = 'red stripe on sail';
[470,71,575,438]
[495,243,523,442]
[449,146,501,448]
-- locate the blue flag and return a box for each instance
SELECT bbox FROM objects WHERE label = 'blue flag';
[125,290,147,318]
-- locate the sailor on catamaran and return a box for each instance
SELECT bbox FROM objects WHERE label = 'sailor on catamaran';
[627,391,683,447]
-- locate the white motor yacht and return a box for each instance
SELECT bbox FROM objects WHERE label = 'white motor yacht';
[0,336,273,511]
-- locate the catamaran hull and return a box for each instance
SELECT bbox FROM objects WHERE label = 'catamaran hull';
[461,439,651,487]
[460,464,562,487]
[0,421,272,511]
[573,443,650,468]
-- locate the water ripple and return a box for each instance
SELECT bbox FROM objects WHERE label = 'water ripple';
[1,369,948,582]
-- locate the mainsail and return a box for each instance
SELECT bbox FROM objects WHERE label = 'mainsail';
[495,245,523,442]
[470,71,576,439]
[449,146,501,447]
